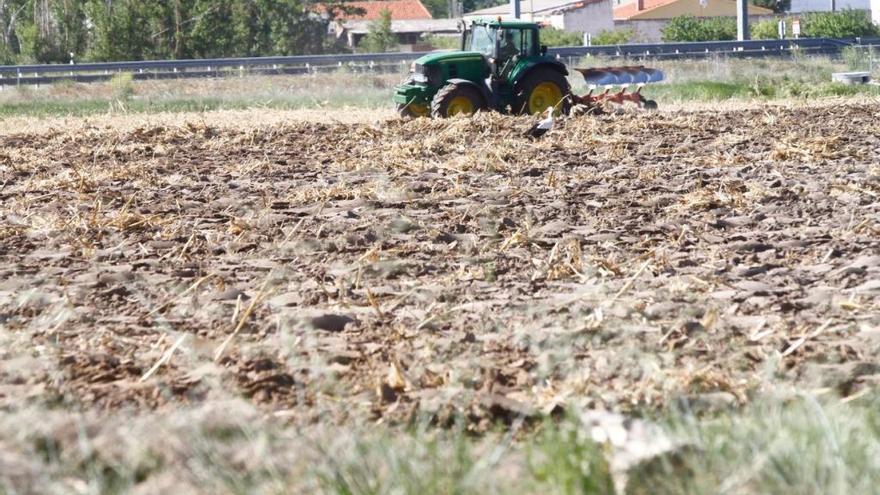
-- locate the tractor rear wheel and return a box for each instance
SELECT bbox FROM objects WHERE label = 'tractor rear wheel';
[431,83,485,118]
[515,69,570,115]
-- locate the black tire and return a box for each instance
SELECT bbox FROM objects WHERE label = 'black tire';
[642,99,659,111]
[514,68,571,115]
[430,83,486,118]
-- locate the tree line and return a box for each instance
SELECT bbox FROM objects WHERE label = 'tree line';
[0,0,367,64]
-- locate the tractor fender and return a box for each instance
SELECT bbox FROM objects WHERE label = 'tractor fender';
[444,78,491,106]
[512,60,569,87]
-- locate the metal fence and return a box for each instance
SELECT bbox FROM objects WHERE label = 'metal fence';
[1,36,877,86]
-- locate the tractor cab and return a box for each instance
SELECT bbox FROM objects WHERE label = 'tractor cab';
[393,18,570,118]
[463,20,546,80]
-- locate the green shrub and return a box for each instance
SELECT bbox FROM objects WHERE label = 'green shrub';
[422,35,460,50]
[802,9,879,38]
[751,19,782,39]
[591,29,634,45]
[110,72,135,101]
[841,45,879,70]
[362,9,397,53]
[662,15,737,42]
[539,27,584,47]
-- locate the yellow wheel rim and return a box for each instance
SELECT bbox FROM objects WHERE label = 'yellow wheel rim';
[528,82,563,115]
[447,96,475,116]
[409,103,429,117]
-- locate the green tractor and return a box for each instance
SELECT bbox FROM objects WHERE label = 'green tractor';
[393,18,572,118]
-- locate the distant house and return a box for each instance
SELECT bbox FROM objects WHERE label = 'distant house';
[613,0,775,41]
[324,0,458,49]
[464,0,616,37]
[788,0,870,12]
[342,18,461,49]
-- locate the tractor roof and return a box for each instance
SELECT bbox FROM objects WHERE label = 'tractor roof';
[469,17,538,29]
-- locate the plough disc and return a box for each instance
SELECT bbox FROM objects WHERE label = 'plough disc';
[573,66,665,86]
[568,65,664,112]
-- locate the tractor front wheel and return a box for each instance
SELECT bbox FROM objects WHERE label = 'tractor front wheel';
[431,83,485,118]
[515,69,570,115]
[397,102,430,118]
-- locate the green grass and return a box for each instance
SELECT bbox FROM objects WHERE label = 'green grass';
[3,392,879,494]
[1,54,879,118]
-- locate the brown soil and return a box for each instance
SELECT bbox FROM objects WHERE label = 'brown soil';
[1,104,879,428]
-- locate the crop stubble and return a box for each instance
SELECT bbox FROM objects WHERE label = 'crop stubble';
[1,103,879,428]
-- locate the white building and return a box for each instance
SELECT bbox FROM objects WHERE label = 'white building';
[873,0,880,24]
[788,0,870,12]
[464,0,615,36]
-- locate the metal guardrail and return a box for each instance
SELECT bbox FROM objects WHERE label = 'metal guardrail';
[0,37,876,86]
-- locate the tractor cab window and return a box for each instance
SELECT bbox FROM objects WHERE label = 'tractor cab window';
[468,25,496,57]
[497,28,537,61]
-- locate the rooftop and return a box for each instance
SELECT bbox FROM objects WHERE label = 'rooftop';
[345,18,461,34]
[466,0,603,16]
[334,0,433,20]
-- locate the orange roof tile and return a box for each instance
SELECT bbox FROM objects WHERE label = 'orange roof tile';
[331,0,433,20]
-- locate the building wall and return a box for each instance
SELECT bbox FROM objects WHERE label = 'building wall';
[614,19,667,41]
[624,0,773,19]
[546,13,567,29]
[559,0,616,34]
[789,0,870,12]
[873,0,880,24]
[466,1,615,34]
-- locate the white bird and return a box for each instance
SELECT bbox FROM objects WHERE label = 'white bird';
[524,107,554,139]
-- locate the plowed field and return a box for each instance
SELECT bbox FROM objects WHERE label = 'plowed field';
[2,103,879,429]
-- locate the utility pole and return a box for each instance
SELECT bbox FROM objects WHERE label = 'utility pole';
[511,0,521,19]
[737,0,749,41]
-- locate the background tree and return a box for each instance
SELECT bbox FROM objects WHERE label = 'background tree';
[0,0,354,63]
[0,0,27,62]
[85,0,157,61]
[361,8,395,52]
